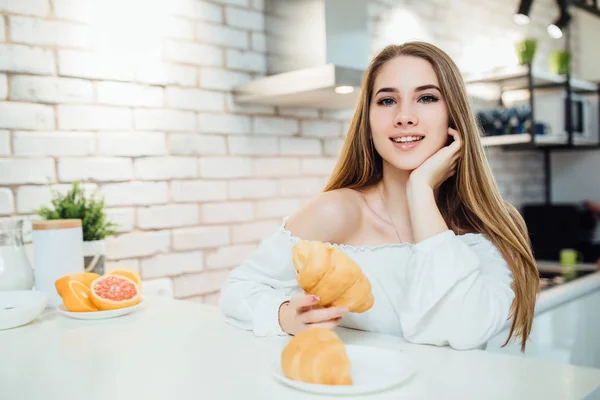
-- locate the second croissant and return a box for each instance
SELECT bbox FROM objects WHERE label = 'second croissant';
[292,240,374,313]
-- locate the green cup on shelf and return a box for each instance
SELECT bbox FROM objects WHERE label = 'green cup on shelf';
[549,50,571,75]
[515,38,537,65]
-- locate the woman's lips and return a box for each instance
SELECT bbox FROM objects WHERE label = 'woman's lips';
[389,136,424,151]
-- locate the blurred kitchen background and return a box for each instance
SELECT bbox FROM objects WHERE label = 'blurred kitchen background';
[0,0,599,307]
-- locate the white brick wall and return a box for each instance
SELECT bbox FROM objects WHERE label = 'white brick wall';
[58,105,132,130]
[0,130,9,155]
[226,49,266,73]
[164,40,223,67]
[253,117,298,136]
[134,109,196,132]
[0,0,548,301]
[225,7,264,30]
[166,87,225,112]
[172,225,230,250]
[137,204,199,229]
[134,157,197,180]
[171,180,228,202]
[280,138,322,155]
[0,44,55,75]
[58,50,134,81]
[252,158,300,177]
[228,136,278,155]
[0,158,55,184]
[201,201,253,223]
[9,16,90,48]
[167,133,227,155]
[53,0,93,23]
[59,158,133,182]
[0,0,49,16]
[141,251,204,279]
[205,244,255,269]
[228,179,278,200]
[0,102,54,130]
[97,132,166,157]
[198,157,252,178]
[195,23,248,49]
[106,231,171,259]
[97,82,164,108]
[10,75,93,104]
[101,182,169,207]
[199,68,251,91]
[13,132,95,156]
[0,188,14,215]
[0,74,7,99]
[197,113,251,134]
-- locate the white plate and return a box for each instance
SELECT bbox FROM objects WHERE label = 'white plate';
[57,300,142,320]
[272,344,416,395]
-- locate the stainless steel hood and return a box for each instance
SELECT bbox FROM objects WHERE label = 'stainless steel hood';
[232,0,370,110]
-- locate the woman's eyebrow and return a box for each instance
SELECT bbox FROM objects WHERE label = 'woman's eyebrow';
[374,84,441,96]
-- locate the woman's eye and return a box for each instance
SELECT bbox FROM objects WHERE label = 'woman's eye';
[419,95,439,104]
[377,98,396,106]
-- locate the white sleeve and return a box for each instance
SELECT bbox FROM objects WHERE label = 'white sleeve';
[219,226,300,337]
[397,230,515,350]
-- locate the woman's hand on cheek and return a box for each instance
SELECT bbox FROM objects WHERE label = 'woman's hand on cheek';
[408,127,462,190]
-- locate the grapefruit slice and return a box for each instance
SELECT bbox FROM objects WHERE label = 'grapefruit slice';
[106,269,142,288]
[90,275,140,311]
[55,272,100,297]
[63,280,99,312]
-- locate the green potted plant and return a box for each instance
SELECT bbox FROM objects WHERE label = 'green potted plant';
[34,181,118,275]
[514,38,538,65]
[549,50,571,75]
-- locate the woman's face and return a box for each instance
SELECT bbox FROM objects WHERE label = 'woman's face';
[369,55,450,172]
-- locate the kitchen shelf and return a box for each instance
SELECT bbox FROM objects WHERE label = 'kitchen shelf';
[481,133,600,148]
[464,64,598,93]
[465,62,600,205]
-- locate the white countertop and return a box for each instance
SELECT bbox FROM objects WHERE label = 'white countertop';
[1,296,600,400]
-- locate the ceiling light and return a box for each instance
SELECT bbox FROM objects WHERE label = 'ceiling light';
[547,9,571,39]
[514,0,534,25]
[335,86,355,94]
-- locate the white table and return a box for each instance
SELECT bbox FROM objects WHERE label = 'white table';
[2,297,600,400]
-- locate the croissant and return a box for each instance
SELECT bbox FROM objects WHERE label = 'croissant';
[292,240,374,313]
[281,327,352,385]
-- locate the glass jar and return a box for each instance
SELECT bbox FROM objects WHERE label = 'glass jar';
[0,219,34,290]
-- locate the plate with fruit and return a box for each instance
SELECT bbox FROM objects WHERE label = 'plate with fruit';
[55,269,143,320]
[272,328,416,395]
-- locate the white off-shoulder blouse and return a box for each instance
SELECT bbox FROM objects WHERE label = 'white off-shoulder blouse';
[219,216,515,350]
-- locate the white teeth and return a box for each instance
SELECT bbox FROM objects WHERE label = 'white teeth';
[391,136,423,143]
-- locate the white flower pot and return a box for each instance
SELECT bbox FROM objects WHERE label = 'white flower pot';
[83,240,106,275]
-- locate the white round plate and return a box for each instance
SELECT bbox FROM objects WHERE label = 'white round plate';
[57,300,142,320]
[0,290,48,330]
[272,344,416,395]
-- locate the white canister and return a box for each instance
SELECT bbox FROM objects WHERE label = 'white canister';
[32,219,84,308]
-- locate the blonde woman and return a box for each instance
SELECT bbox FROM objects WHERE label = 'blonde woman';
[219,42,539,352]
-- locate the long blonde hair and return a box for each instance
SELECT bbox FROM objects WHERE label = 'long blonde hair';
[324,42,539,351]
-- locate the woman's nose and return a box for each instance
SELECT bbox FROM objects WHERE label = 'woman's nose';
[394,113,418,127]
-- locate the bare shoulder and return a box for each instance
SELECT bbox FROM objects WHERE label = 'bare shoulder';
[285,188,363,243]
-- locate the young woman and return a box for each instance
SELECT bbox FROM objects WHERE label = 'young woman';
[219,42,539,352]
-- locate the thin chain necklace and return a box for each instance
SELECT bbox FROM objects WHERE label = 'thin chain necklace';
[377,183,403,244]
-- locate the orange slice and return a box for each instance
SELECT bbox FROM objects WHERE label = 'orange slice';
[106,269,142,288]
[62,280,99,312]
[90,275,140,311]
[55,272,100,297]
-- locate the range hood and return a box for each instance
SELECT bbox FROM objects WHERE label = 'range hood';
[233,0,370,110]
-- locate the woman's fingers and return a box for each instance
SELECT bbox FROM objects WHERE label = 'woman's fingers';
[289,294,319,311]
[300,306,348,324]
[308,318,342,330]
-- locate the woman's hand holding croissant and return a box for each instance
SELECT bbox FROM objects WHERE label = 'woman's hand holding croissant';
[278,294,348,335]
